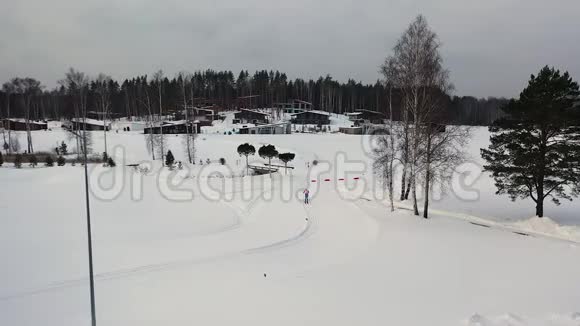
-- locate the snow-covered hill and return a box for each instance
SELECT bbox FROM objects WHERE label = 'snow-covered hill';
[1,126,580,325]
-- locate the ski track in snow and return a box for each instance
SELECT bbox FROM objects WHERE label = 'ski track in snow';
[0,184,314,302]
[0,182,377,304]
[464,312,580,326]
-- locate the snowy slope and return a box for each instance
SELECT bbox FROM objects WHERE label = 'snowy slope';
[1,127,580,325]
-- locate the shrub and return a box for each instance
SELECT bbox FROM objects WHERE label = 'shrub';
[107,157,116,167]
[165,150,175,168]
[29,154,38,167]
[312,160,319,166]
[59,141,68,155]
[57,156,66,166]
[45,155,54,167]
[219,158,226,165]
[0,151,3,167]
[14,154,22,168]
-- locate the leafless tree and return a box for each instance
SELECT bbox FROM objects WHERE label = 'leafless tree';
[372,86,398,212]
[94,73,113,156]
[153,70,165,165]
[419,124,470,218]
[178,72,196,164]
[142,92,156,160]
[1,82,16,154]
[380,15,467,218]
[8,78,42,153]
[60,68,91,157]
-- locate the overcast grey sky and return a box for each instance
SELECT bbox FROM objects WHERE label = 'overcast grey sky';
[1,0,579,98]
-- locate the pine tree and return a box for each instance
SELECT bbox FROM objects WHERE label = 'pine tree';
[57,156,66,166]
[237,143,256,175]
[258,144,279,170]
[278,152,295,174]
[481,66,580,217]
[107,157,116,167]
[165,150,175,168]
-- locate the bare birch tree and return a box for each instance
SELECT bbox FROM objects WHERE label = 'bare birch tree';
[380,15,466,218]
[1,82,16,154]
[153,70,165,165]
[94,73,113,157]
[372,85,397,212]
[178,72,196,164]
[139,80,157,161]
[60,68,91,157]
[8,78,42,153]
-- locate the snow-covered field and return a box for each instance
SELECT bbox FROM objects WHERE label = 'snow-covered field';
[1,121,580,326]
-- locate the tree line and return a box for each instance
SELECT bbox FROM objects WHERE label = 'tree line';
[1,71,507,126]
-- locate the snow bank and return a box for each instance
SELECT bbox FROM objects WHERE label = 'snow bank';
[512,216,580,242]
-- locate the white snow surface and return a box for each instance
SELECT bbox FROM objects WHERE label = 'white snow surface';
[1,122,580,325]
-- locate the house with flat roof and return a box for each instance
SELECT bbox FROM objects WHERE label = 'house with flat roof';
[234,109,270,124]
[290,110,330,125]
[238,122,291,135]
[143,120,200,134]
[67,118,111,131]
[1,118,47,131]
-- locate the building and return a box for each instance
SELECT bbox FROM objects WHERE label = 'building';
[338,126,363,135]
[274,99,312,114]
[87,111,123,120]
[234,109,270,124]
[238,122,291,135]
[339,124,390,135]
[143,120,200,134]
[1,118,47,131]
[346,109,387,124]
[290,110,330,125]
[68,118,111,131]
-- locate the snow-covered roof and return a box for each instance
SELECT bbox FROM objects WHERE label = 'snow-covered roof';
[356,109,387,116]
[345,112,363,116]
[240,122,290,129]
[161,120,198,126]
[238,109,270,116]
[70,118,111,126]
[290,110,330,116]
[4,118,47,125]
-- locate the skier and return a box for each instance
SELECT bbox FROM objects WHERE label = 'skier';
[303,188,310,204]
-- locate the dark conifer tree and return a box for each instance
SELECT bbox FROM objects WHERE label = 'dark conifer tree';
[258,144,278,168]
[278,152,295,174]
[237,143,256,175]
[481,66,580,217]
[165,150,175,168]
